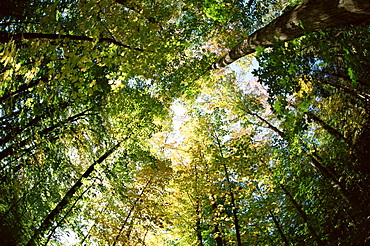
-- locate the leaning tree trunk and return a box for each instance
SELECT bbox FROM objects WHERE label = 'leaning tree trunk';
[256,185,290,246]
[246,109,354,207]
[25,141,122,246]
[210,0,370,69]
[279,183,326,246]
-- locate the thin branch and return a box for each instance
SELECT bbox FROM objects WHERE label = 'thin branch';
[0,32,145,51]
[115,0,158,24]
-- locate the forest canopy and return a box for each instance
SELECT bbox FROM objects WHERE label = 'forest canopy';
[1,0,370,245]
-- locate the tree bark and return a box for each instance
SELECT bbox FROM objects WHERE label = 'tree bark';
[43,183,94,246]
[194,175,204,246]
[210,0,370,69]
[249,111,287,139]
[308,154,352,206]
[195,210,204,246]
[80,206,109,245]
[0,102,69,147]
[255,184,290,246]
[0,79,40,104]
[306,111,348,144]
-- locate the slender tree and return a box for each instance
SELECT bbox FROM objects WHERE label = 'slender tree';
[26,140,123,246]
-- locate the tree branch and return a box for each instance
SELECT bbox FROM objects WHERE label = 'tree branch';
[0,32,145,51]
[115,0,158,24]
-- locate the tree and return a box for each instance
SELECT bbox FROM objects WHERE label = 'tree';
[210,0,370,69]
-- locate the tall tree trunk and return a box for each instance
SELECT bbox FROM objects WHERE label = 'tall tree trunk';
[256,185,290,246]
[248,111,287,139]
[43,183,94,246]
[0,135,60,180]
[80,206,109,245]
[317,71,370,104]
[306,111,348,144]
[279,183,325,246]
[307,110,370,178]
[211,131,242,246]
[309,152,365,211]
[195,211,204,246]
[113,178,152,246]
[0,79,40,104]
[220,164,242,246]
[0,179,44,224]
[212,202,224,246]
[268,209,290,246]
[193,158,204,246]
[210,0,370,69]
[246,109,353,205]
[25,141,122,246]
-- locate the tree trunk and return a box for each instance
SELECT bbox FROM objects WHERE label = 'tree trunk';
[195,201,204,246]
[309,152,362,210]
[212,131,242,246]
[246,110,353,205]
[80,206,109,245]
[196,216,203,246]
[0,102,69,147]
[0,114,44,147]
[193,159,204,246]
[279,183,325,246]
[25,141,122,246]
[113,178,152,246]
[210,0,370,69]
[316,71,370,103]
[0,79,40,104]
[268,209,290,246]
[43,183,94,246]
[212,203,224,246]
[306,111,348,144]
[255,184,290,246]
[249,111,286,139]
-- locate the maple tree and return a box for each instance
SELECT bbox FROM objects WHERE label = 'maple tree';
[1,0,370,245]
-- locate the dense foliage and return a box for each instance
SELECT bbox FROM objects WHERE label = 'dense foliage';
[1,0,369,245]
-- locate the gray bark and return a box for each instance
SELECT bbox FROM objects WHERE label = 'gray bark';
[210,0,370,69]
